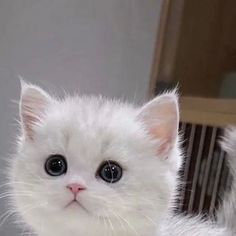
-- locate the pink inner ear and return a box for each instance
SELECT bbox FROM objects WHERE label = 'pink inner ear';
[20,85,51,140]
[138,94,179,158]
[21,97,47,139]
[150,121,177,157]
[22,113,39,139]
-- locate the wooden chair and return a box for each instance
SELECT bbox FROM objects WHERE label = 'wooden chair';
[176,97,236,215]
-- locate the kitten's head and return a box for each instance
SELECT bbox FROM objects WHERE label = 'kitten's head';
[10,82,181,236]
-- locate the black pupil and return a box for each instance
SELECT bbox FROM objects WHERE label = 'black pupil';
[99,161,122,183]
[45,155,67,176]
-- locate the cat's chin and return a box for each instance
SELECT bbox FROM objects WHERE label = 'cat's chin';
[36,214,157,236]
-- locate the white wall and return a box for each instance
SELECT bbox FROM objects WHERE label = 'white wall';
[0,0,162,234]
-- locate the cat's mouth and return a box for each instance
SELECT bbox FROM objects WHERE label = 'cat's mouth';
[65,199,89,213]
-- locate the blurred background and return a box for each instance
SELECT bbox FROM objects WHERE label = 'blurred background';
[0,0,236,235]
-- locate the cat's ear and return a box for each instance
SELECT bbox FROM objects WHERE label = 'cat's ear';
[138,92,179,158]
[20,80,52,139]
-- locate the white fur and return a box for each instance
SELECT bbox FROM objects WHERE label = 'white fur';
[7,83,235,236]
[216,127,236,234]
[161,215,229,236]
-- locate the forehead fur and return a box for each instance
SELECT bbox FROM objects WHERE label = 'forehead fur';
[39,95,143,141]
[51,95,136,123]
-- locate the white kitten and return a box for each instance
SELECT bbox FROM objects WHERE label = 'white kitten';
[8,82,234,235]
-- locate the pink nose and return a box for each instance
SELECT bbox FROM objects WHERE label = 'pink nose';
[67,183,86,194]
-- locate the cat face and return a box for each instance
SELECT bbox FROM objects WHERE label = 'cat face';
[10,82,181,236]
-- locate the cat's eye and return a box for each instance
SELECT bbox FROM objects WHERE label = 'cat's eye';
[45,154,67,176]
[97,160,122,183]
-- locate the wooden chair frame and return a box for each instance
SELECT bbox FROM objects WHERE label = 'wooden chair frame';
[149,0,236,126]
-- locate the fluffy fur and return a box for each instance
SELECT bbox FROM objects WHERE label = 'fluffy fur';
[7,82,236,235]
[217,127,236,234]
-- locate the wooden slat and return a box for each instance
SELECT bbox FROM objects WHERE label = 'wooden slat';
[180,97,236,126]
[180,97,236,114]
[188,126,206,213]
